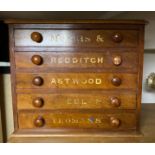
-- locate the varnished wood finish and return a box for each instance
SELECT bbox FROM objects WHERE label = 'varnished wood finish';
[32,76,44,86]
[32,97,44,108]
[14,29,138,47]
[34,116,45,127]
[16,73,137,89]
[31,55,43,65]
[112,33,123,43]
[18,112,136,129]
[110,117,121,128]
[31,32,43,43]
[110,97,121,107]
[15,51,138,71]
[4,19,147,24]
[8,20,145,142]
[112,55,122,66]
[8,104,155,143]
[111,76,122,86]
[17,92,136,110]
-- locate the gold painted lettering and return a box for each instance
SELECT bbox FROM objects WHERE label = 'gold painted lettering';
[96,35,104,43]
[67,99,72,104]
[72,119,79,123]
[72,79,79,85]
[96,99,102,104]
[65,119,71,123]
[57,78,63,85]
[85,37,91,42]
[83,57,90,63]
[51,78,57,84]
[88,79,94,84]
[51,34,64,42]
[64,58,70,64]
[67,98,87,105]
[58,57,63,63]
[79,36,84,42]
[90,58,96,64]
[81,79,87,84]
[51,57,57,63]
[81,99,87,105]
[72,58,78,64]
[64,78,70,84]
[50,78,102,85]
[97,57,104,64]
[96,78,102,85]
[95,118,102,124]
[50,57,105,64]
[53,118,62,124]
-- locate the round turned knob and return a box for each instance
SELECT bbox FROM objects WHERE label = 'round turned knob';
[31,55,43,65]
[33,97,44,108]
[112,33,123,43]
[111,76,122,86]
[31,32,43,43]
[110,97,121,107]
[34,116,45,127]
[32,76,43,86]
[113,56,122,66]
[110,117,121,128]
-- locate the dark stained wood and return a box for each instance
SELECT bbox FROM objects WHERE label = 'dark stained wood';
[136,25,145,131]
[112,33,123,43]
[9,25,19,131]
[8,20,145,142]
[4,19,147,24]
[14,29,138,47]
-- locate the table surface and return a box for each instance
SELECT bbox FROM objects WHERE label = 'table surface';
[9,104,155,143]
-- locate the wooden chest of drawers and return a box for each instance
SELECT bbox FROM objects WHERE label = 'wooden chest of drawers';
[7,20,145,142]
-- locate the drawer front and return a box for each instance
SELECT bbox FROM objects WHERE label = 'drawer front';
[17,92,136,110]
[15,51,138,71]
[18,112,136,129]
[14,29,138,47]
[16,73,137,89]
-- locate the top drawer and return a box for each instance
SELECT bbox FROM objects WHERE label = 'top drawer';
[14,29,139,48]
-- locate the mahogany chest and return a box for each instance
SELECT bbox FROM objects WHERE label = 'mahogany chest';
[7,20,145,142]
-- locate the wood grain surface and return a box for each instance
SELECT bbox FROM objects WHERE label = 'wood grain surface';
[17,92,136,110]
[15,51,138,71]
[18,111,136,129]
[8,104,155,143]
[8,20,145,142]
[16,73,137,89]
[14,29,138,47]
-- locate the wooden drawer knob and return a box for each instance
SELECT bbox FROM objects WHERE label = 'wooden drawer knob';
[31,32,43,43]
[111,76,122,86]
[34,116,45,127]
[110,117,121,127]
[113,56,122,66]
[110,97,121,107]
[33,97,44,108]
[112,33,123,43]
[32,76,43,86]
[31,55,43,65]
